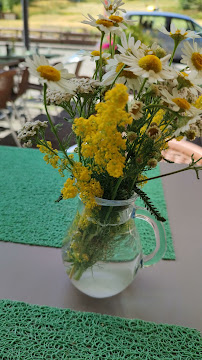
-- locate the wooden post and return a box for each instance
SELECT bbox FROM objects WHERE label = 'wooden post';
[21,0,30,51]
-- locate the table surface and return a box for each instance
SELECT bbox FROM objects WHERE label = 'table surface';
[0,162,202,332]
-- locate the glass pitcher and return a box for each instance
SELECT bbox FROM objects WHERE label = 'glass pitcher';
[61,194,166,298]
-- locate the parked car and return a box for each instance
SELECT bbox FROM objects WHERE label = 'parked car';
[124,11,202,62]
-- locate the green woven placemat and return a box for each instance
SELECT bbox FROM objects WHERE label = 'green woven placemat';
[0,299,201,359]
[0,146,175,259]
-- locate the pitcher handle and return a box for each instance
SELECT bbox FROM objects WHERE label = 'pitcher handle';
[134,206,166,267]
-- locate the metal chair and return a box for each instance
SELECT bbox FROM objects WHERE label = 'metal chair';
[11,68,32,122]
[0,70,21,147]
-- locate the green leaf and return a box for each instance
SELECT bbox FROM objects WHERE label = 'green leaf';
[134,186,166,222]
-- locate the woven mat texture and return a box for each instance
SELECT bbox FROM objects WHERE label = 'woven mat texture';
[0,299,201,360]
[0,146,175,259]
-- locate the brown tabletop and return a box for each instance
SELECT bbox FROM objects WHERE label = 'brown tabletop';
[0,163,202,331]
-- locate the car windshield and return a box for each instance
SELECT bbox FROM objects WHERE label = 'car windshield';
[170,18,194,31]
[193,22,202,35]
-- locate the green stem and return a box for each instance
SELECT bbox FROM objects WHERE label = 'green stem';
[136,163,202,184]
[93,61,99,80]
[111,177,123,200]
[109,33,112,56]
[112,34,116,58]
[110,64,126,89]
[61,104,75,119]
[99,32,105,81]
[43,84,74,166]
[169,41,179,66]
[77,136,81,162]
[104,177,124,224]
[137,78,147,99]
[144,104,181,118]
[155,113,176,141]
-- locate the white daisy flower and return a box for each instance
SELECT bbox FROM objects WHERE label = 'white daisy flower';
[160,23,201,41]
[140,42,167,59]
[119,51,175,83]
[160,88,202,117]
[108,11,135,29]
[23,55,75,91]
[117,32,142,57]
[90,50,111,65]
[128,100,144,120]
[172,70,202,97]
[180,41,202,75]
[102,54,142,91]
[101,0,126,15]
[82,14,122,36]
[173,114,201,137]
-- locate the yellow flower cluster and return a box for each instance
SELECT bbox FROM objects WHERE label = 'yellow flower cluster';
[61,178,78,199]
[37,141,70,177]
[61,162,103,209]
[37,141,59,168]
[73,84,133,178]
[137,174,148,188]
[152,109,165,126]
[194,95,202,110]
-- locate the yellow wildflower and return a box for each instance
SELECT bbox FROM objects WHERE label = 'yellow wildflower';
[61,178,78,199]
[137,174,148,188]
[104,83,129,109]
[194,95,202,110]
[152,109,165,126]
[37,141,60,169]
[72,162,91,182]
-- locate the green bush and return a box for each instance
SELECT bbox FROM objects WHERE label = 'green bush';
[124,24,153,46]
[179,0,202,10]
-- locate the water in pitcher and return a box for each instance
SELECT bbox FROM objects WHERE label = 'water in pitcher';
[64,253,142,298]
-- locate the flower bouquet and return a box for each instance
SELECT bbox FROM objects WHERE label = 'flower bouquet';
[18,1,202,295]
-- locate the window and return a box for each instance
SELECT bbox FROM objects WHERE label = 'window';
[130,15,141,23]
[170,18,194,31]
[193,22,202,35]
[141,16,166,30]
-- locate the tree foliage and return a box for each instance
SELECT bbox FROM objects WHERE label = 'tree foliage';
[179,0,202,11]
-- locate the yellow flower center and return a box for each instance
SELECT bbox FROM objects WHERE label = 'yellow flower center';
[191,52,202,71]
[116,62,125,73]
[122,70,137,79]
[172,97,191,110]
[170,30,188,42]
[116,62,137,79]
[36,65,61,81]
[177,73,192,88]
[96,19,114,27]
[138,55,162,73]
[181,71,188,77]
[171,30,187,36]
[91,50,101,56]
[109,15,123,23]
[194,95,202,109]
[106,5,113,11]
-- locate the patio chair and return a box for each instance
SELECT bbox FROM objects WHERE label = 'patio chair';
[0,70,21,147]
[11,68,32,122]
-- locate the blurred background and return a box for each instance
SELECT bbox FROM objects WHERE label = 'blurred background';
[0,0,201,160]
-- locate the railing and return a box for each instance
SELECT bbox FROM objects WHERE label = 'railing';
[0,28,100,46]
